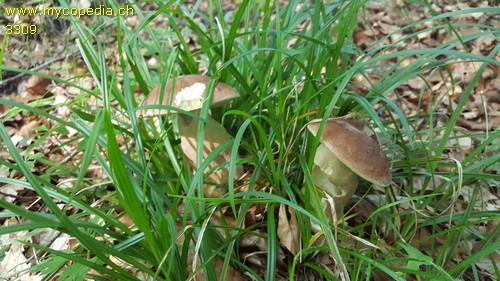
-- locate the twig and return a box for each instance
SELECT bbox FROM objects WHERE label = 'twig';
[0,50,80,87]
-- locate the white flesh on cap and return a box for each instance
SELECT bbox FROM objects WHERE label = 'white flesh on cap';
[172,82,205,111]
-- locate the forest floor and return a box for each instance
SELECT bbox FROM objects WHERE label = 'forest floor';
[0,0,498,280]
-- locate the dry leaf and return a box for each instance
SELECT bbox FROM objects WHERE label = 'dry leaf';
[0,183,24,203]
[10,120,40,146]
[17,120,40,139]
[0,219,31,280]
[240,230,287,277]
[24,72,52,96]
[277,204,300,254]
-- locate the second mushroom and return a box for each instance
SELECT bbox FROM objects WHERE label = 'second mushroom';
[307,118,392,214]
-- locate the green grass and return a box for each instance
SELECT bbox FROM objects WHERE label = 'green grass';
[0,0,499,280]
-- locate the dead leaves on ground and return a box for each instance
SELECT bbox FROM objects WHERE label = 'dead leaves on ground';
[355,1,499,132]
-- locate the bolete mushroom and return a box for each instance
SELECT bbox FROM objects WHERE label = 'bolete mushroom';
[137,75,243,197]
[307,118,391,213]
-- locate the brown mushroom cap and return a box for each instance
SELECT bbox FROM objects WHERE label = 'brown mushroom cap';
[137,75,239,117]
[307,118,391,186]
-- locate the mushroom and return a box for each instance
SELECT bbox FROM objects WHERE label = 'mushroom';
[137,75,243,197]
[307,118,391,213]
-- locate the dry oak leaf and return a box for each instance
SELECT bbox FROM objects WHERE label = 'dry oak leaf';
[24,71,53,96]
[277,204,300,254]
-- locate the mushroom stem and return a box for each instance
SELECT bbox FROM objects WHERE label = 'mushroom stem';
[179,115,244,197]
[312,144,358,212]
